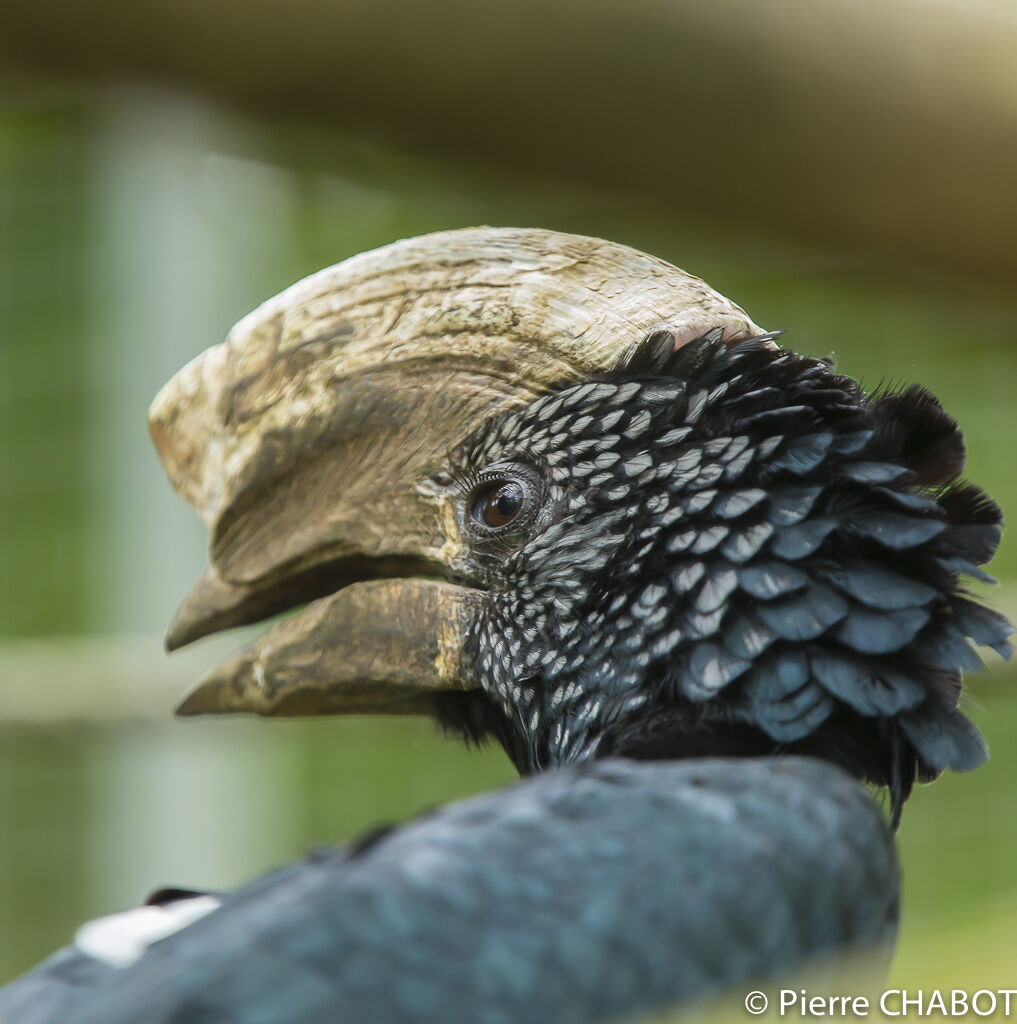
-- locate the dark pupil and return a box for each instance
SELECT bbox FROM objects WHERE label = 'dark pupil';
[483,482,523,528]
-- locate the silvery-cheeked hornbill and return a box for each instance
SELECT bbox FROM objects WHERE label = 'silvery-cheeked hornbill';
[2,228,1012,1024]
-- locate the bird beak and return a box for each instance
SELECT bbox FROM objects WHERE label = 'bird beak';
[151,227,762,718]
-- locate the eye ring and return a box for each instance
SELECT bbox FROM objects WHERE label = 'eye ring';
[466,468,541,535]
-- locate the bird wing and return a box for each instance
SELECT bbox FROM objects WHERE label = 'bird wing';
[0,757,897,1024]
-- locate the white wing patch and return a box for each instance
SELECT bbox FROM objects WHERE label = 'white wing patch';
[74,895,221,968]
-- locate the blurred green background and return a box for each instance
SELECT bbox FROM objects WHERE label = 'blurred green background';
[1,0,1016,1001]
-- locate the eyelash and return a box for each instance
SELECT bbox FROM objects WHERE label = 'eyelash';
[453,466,485,499]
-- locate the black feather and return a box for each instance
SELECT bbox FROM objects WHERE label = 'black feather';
[900,700,989,775]
[868,387,966,488]
[770,518,839,559]
[825,564,938,611]
[768,433,834,475]
[834,607,930,655]
[809,652,925,717]
[615,329,678,375]
[756,586,849,641]
[847,511,946,550]
[769,485,824,526]
[443,332,1009,817]
[950,597,1016,657]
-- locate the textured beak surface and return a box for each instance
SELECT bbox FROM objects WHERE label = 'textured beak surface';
[149,227,762,717]
[176,580,483,716]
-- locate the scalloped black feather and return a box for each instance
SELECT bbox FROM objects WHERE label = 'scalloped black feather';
[442,332,1013,827]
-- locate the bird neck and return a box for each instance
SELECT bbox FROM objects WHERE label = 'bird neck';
[437,686,906,804]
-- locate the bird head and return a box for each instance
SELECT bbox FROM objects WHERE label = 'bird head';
[151,228,1012,821]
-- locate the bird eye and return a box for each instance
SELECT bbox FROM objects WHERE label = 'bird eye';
[474,480,525,529]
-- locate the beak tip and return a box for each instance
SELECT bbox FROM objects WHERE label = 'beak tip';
[175,682,222,717]
[173,696,205,718]
[165,565,267,654]
[175,669,260,717]
[164,615,199,653]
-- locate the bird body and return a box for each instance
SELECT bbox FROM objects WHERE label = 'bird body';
[2,759,897,1024]
[2,228,1009,1023]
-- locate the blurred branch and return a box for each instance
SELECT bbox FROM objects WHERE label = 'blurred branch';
[0,635,227,722]
[1,0,1017,285]
[2,586,1014,722]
